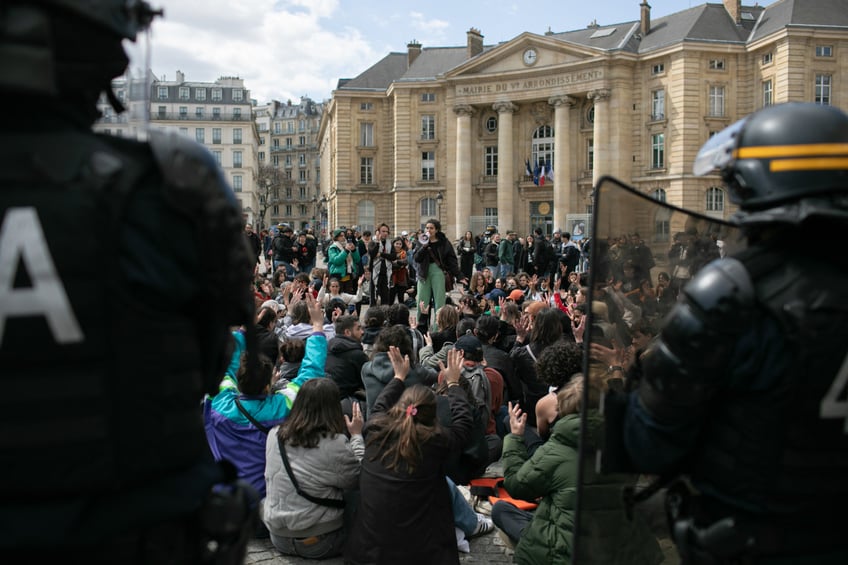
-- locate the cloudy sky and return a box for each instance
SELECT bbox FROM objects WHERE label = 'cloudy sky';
[140,0,777,104]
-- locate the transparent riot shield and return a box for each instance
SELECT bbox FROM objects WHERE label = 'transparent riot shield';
[574,176,747,565]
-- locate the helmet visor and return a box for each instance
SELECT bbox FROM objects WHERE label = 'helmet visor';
[693,116,748,176]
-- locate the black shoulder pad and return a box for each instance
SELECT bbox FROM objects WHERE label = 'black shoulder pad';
[639,258,755,418]
[148,129,221,191]
[682,258,755,324]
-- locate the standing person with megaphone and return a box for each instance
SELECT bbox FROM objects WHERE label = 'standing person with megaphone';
[412,219,466,323]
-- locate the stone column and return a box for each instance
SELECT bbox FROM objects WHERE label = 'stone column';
[588,89,611,188]
[548,95,576,232]
[493,101,517,232]
[454,104,474,240]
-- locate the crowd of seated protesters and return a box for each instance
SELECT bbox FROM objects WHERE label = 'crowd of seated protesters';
[204,245,671,561]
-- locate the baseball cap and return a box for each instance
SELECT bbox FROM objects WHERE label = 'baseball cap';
[401,231,408,236]
[486,288,507,301]
[454,334,484,362]
[508,289,525,302]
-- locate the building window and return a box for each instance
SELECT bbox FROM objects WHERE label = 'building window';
[762,80,773,107]
[287,121,295,133]
[299,187,307,199]
[299,170,307,182]
[651,62,665,75]
[652,188,670,242]
[815,74,832,105]
[421,115,435,140]
[195,128,205,143]
[815,45,833,57]
[195,88,206,101]
[360,157,373,184]
[358,200,375,234]
[213,107,221,120]
[360,122,374,146]
[421,92,435,102]
[708,59,726,70]
[421,198,436,217]
[486,116,498,133]
[421,151,435,181]
[179,106,187,119]
[178,86,189,100]
[233,108,241,119]
[708,85,725,117]
[232,89,243,101]
[285,205,292,216]
[211,88,222,102]
[212,151,222,166]
[272,155,279,167]
[651,133,665,169]
[233,128,242,144]
[299,120,306,131]
[232,175,242,192]
[179,127,189,136]
[484,207,498,224]
[299,154,306,166]
[195,107,204,118]
[233,150,243,168]
[586,106,595,124]
[299,135,306,146]
[651,89,665,120]
[157,105,166,119]
[706,186,725,213]
[531,125,554,172]
[762,52,773,65]
[273,122,282,134]
[212,128,222,144]
[258,151,265,161]
[484,146,498,176]
[360,102,373,110]
[157,86,168,99]
[272,205,279,215]
[587,139,594,171]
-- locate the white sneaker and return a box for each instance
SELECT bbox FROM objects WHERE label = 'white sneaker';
[468,513,494,539]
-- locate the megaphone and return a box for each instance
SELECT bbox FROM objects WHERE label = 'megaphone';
[418,233,430,245]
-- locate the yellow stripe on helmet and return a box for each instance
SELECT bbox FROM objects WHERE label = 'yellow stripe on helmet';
[770,157,848,172]
[736,143,848,159]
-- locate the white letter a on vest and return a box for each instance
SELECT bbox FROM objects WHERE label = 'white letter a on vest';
[0,207,84,345]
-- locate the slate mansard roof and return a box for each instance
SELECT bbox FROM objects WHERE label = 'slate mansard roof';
[335,0,846,94]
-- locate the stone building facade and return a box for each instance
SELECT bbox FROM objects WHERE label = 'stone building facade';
[318,0,848,241]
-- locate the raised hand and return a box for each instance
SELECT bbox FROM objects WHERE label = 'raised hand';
[438,347,464,385]
[387,345,410,381]
[508,401,527,436]
[344,401,364,436]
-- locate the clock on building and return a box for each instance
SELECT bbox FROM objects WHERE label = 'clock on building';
[523,48,538,66]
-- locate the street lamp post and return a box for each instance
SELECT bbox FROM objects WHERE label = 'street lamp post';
[436,191,444,220]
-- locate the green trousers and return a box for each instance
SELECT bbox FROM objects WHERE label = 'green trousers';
[417,262,448,312]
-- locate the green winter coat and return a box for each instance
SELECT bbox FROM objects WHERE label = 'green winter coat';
[502,411,662,565]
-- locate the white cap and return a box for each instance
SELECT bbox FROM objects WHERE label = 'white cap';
[401,231,408,236]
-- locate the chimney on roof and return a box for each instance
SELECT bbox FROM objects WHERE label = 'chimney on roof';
[467,28,484,59]
[176,70,185,83]
[723,0,742,24]
[407,40,422,68]
[640,1,651,36]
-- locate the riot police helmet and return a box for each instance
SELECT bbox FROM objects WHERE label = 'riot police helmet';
[0,0,161,107]
[694,102,848,222]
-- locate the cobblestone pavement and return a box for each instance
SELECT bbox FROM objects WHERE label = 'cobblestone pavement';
[245,529,515,565]
[246,483,515,564]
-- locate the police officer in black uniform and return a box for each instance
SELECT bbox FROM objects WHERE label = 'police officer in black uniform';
[0,1,256,563]
[621,102,848,564]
